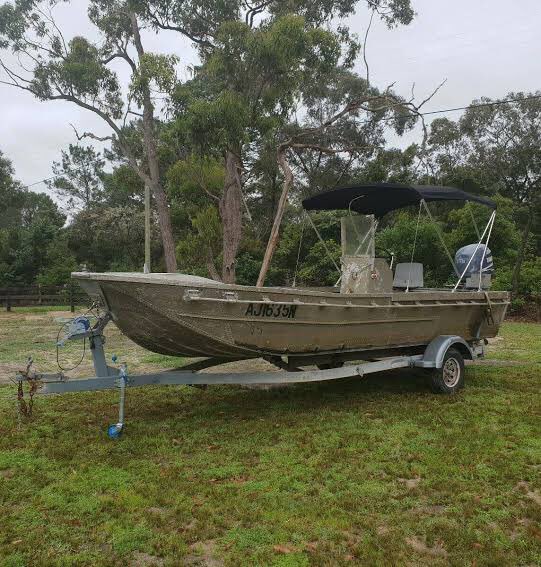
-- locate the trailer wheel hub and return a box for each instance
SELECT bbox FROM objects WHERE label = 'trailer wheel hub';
[443,357,461,388]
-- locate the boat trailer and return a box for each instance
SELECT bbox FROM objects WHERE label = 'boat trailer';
[15,313,484,438]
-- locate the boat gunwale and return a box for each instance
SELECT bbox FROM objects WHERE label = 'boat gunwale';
[72,272,510,302]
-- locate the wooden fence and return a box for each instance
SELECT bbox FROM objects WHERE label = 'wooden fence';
[0,283,89,312]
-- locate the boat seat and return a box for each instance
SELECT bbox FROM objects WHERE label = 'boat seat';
[393,263,424,289]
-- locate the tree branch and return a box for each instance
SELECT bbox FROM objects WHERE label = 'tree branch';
[144,10,215,49]
[363,9,375,86]
[70,123,113,143]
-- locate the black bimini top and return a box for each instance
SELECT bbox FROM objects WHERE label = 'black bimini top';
[302,183,496,217]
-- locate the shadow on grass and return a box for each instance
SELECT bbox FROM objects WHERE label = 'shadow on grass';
[110,368,449,423]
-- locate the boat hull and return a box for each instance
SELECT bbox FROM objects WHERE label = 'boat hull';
[73,272,509,360]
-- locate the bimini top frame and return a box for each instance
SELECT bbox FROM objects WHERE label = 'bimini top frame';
[302,182,496,218]
[301,182,498,293]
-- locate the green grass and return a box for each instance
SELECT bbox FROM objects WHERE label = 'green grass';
[0,311,540,566]
[486,322,541,362]
[0,308,184,374]
[4,305,74,314]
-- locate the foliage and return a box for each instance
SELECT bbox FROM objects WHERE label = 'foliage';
[271,212,342,286]
[427,93,541,299]
[176,205,222,279]
[47,144,106,210]
[36,235,79,286]
[376,213,450,287]
[67,206,160,272]
[0,0,182,271]
[0,152,66,285]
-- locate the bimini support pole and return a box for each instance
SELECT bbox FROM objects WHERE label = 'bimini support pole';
[452,210,496,292]
[477,211,496,292]
[406,200,423,292]
[305,212,341,275]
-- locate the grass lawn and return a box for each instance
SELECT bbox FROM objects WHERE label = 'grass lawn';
[0,309,540,566]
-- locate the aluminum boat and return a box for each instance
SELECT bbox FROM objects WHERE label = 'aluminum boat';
[73,183,509,366]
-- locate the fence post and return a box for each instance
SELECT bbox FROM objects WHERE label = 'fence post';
[38,283,42,305]
[6,294,11,312]
[69,282,75,313]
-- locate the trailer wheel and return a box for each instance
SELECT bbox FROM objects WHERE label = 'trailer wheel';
[429,348,464,394]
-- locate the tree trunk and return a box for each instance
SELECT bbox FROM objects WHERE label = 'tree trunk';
[205,247,222,282]
[220,149,243,283]
[130,12,177,273]
[152,181,177,272]
[257,146,294,287]
[511,206,533,299]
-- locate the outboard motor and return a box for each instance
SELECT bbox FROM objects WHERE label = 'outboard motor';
[454,244,493,289]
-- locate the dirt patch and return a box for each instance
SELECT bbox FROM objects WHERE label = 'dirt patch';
[129,552,164,566]
[398,477,421,490]
[46,310,75,318]
[146,507,169,517]
[0,363,24,385]
[406,536,447,558]
[184,540,224,567]
[526,491,541,507]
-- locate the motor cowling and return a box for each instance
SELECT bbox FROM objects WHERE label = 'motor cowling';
[455,244,494,277]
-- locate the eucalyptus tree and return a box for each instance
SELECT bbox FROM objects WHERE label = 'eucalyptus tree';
[47,144,106,210]
[255,64,442,286]
[0,0,179,270]
[428,93,541,297]
[0,151,67,284]
[143,0,415,283]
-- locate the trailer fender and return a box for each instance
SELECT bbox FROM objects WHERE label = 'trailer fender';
[414,335,473,369]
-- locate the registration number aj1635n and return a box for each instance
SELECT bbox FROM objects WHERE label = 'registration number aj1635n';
[244,303,298,319]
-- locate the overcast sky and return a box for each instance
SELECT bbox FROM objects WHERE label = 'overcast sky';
[1,0,540,197]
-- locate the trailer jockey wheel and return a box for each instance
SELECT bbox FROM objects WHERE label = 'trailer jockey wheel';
[429,348,465,394]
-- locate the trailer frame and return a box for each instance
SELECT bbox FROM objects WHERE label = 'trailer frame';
[15,313,484,438]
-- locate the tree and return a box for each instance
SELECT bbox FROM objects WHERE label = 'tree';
[47,144,106,210]
[67,205,159,272]
[0,0,179,270]
[427,93,541,298]
[255,68,444,286]
[167,155,225,279]
[145,0,415,282]
[0,151,67,284]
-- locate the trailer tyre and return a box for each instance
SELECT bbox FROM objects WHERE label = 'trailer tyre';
[429,348,464,394]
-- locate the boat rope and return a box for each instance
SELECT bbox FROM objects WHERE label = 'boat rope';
[292,216,306,288]
[55,302,100,373]
[406,200,423,292]
[467,201,481,240]
[421,199,459,275]
[452,209,496,292]
[56,323,86,373]
[304,212,341,275]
